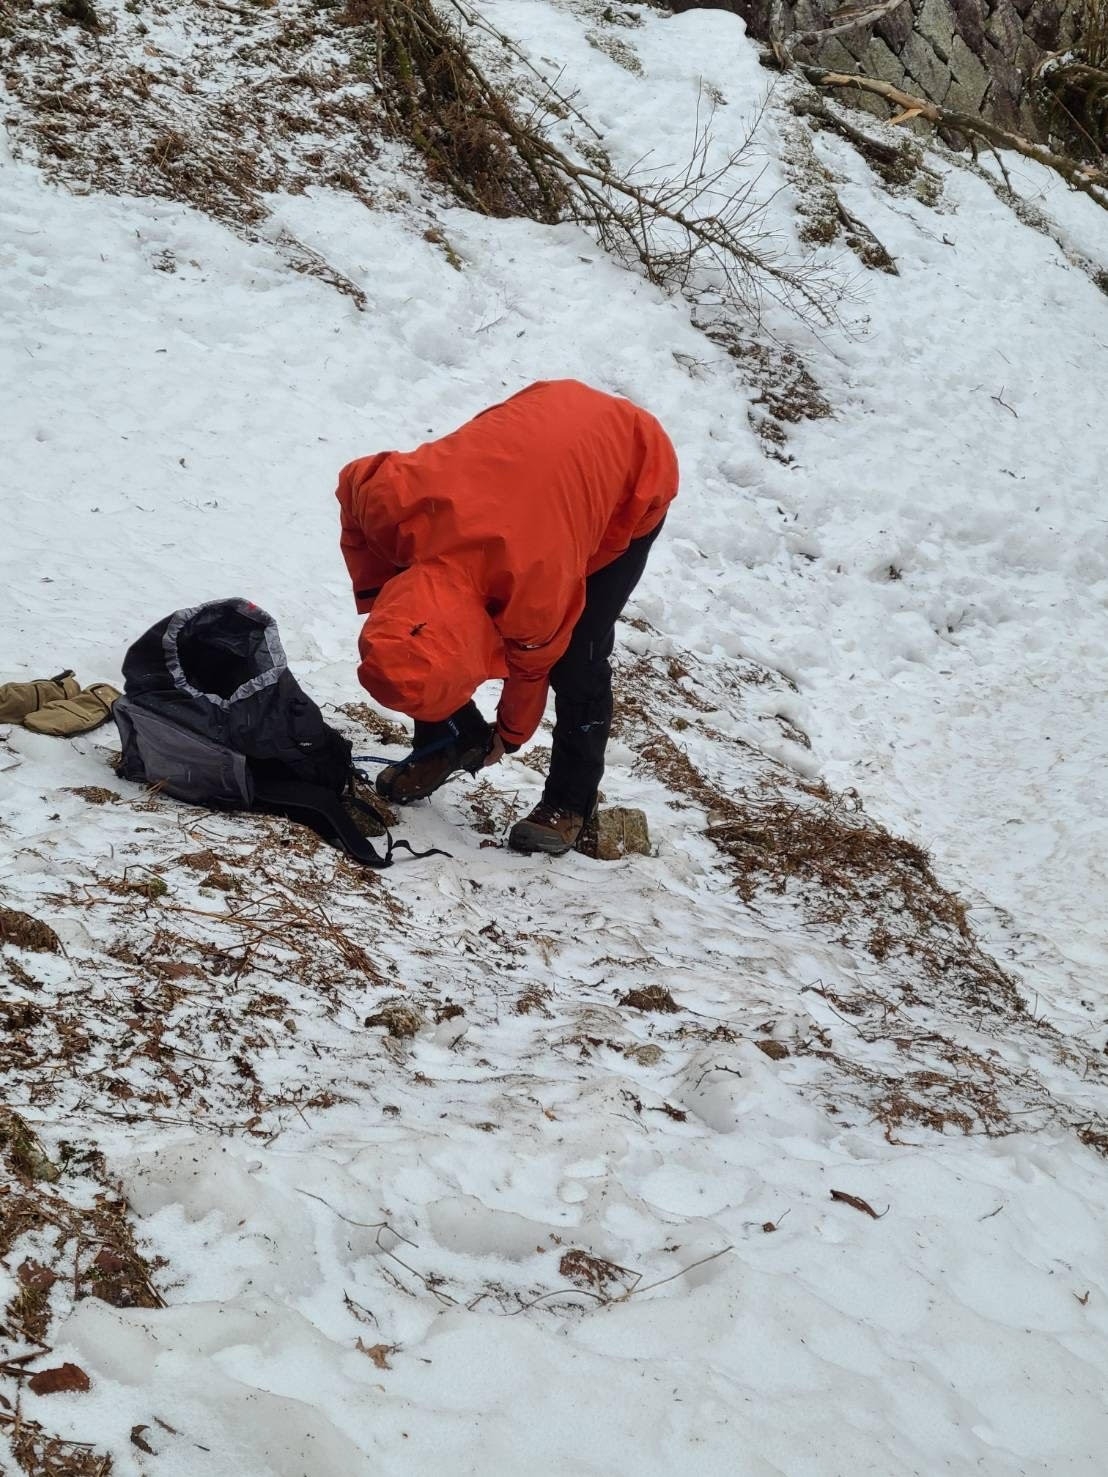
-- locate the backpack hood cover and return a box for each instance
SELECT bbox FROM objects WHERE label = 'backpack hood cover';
[115,598,352,808]
[122,598,287,704]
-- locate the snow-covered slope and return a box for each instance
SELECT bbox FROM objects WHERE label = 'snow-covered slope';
[2,0,1107,1472]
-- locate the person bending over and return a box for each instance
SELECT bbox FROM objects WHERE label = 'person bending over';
[336,379,678,856]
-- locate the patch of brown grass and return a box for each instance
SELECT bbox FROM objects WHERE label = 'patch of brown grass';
[619,985,679,1013]
[0,1123,163,1475]
[0,0,382,234]
[513,988,553,1016]
[65,786,119,805]
[336,702,410,749]
[0,906,61,954]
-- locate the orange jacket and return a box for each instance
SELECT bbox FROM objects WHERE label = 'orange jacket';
[336,380,678,746]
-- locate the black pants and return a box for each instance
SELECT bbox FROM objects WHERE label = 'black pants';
[415,522,663,817]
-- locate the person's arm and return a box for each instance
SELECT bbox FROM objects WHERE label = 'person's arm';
[494,584,585,748]
[336,458,396,614]
[496,655,551,751]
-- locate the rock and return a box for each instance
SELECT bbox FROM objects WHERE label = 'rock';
[579,806,652,861]
[901,31,953,102]
[876,0,916,54]
[626,1043,663,1065]
[945,35,991,111]
[949,0,988,52]
[812,35,865,74]
[915,0,956,59]
[859,35,907,88]
[364,998,424,1038]
[985,0,1023,56]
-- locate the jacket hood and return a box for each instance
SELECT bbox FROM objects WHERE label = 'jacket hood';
[357,564,507,722]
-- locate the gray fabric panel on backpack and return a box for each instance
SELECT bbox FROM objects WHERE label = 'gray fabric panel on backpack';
[114,698,253,806]
[161,601,287,709]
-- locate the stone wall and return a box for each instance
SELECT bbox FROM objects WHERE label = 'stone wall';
[680,0,1088,137]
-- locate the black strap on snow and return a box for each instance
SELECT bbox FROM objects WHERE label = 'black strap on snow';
[251,778,451,868]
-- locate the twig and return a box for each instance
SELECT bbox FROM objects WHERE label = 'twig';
[616,1244,734,1299]
[991,389,1019,417]
[829,1188,888,1219]
[296,1188,418,1246]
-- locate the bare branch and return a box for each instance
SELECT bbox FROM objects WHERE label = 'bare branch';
[800,66,1108,211]
[790,0,911,48]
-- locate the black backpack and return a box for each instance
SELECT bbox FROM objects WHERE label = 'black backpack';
[113,598,433,868]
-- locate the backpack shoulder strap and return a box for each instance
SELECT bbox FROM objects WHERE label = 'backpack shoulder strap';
[251,778,450,868]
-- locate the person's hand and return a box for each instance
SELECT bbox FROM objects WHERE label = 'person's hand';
[483,732,506,767]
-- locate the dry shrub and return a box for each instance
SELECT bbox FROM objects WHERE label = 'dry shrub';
[1081,0,1108,66]
[345,0,566,219]
[1077,1121,1108,1155]
[346,0,568,222]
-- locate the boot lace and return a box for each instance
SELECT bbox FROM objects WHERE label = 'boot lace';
[530,802,581,826]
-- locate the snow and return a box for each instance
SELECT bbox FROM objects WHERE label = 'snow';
[2,0,1108,1471]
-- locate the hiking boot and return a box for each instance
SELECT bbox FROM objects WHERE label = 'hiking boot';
[376,729,491,804]
[0,670,79,725]
[509,802,586,856]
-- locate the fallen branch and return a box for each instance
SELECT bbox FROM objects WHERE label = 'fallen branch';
[790,0,910,48]
[800,66,1108,211]
[361,0,838,322]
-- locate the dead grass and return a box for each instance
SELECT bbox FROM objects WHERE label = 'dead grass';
[605,648,1108,1151]
[619,984,679,1013]
[626,707,1022,1016]
[464,778,517,837]
[336,702,410,749]
[365,997,424,1037]
[8,1426,112,1477]
[0,906,61,954]
[0,1117,164,1474]
[513,988,553,1017]
[701,321,833,461]
[1,0,383,232]
[64,787,119,805]
[0,1108,62,1182]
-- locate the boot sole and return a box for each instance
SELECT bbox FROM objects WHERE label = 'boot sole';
[376,744,489,804]
[508,826,577,857]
